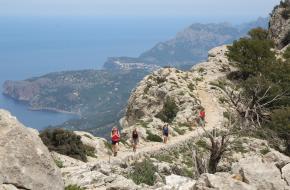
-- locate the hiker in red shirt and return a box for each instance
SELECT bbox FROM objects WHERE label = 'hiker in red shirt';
[199,108,206,127]
[111,127,120,156]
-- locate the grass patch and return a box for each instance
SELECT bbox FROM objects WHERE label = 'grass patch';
[138,120,149,128]
[129,159,157,186]
[154,154,173,163]
[232,140,247,154]
[146,130,163,142]
[260,147,270,155]
[104,141,113,152]
[196,139,208,149]
[174,127,186,135]
[65,185,85,190]
[54,159,63,168]
[119,138,130,146]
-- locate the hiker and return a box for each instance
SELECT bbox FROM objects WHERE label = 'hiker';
[111,127,120,156]
[199,108,206,127]
[131,128,139,152]
[162,124,169,144]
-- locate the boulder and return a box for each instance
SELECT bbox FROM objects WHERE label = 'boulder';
[282,163,290,185]
[106,175,139,190]
[74,131,109,157]
[0,109,64,190]
[232,156,287,190]
[264,149,290,168]
[165,174,192,186]
[193,173,255,190]
[0,184,19,190]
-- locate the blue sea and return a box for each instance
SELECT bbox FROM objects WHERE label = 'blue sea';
[0,16,200,130]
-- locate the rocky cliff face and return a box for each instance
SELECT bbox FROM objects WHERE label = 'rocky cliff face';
[120,67,201,139]
[269,0,290,49]
[0,109,64,190]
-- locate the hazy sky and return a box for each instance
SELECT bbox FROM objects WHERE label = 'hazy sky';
[0,0,281,19]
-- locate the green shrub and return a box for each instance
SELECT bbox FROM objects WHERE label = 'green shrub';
[219,97,228,104]
[54,159,63,168]
[146,130,163,142]
[84,145,97,158]
[156,98,179,123]
[65,184,85,190]
[198,67,205,73]
[196,139,208,149]
[40,128,89,162]
[260,147,270,155]
[268,108,290,155]
[154,154,173,163]
[138,120,149,128]
[129,159,157,186]
[188,83,195,91]
[174,127,186,135]
[248,27,268,40]
[223,111,230,119]
[156,77,166,84]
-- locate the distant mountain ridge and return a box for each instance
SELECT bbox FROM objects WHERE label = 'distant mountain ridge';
[104,17,268,69]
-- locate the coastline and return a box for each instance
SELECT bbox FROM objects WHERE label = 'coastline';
[29,107,81,116]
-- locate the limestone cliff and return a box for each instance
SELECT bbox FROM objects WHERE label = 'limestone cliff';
[269,0,290,49]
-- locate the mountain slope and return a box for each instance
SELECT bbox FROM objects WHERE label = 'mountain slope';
[105,17,268,68]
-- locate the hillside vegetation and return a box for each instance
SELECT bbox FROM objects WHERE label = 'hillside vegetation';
[226,27,290,154]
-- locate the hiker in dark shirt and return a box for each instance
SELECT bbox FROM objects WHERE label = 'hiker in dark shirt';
[162,124,169,144]
[131,128,139,152]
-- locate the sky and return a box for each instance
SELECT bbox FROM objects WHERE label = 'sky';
[0,0,281,21]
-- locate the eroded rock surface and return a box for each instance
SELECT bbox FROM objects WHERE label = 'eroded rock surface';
[0,109,64,190]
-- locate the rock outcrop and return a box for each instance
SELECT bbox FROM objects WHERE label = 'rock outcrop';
[0,109,64,190]
[269,0,290,49]
[120,67,201,139]
[232,156,288,190]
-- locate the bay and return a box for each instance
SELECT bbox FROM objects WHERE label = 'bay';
[0,16,195,130]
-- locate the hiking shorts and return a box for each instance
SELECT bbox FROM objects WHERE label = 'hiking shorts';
[111,140,118,145]
[163,132,169,137]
